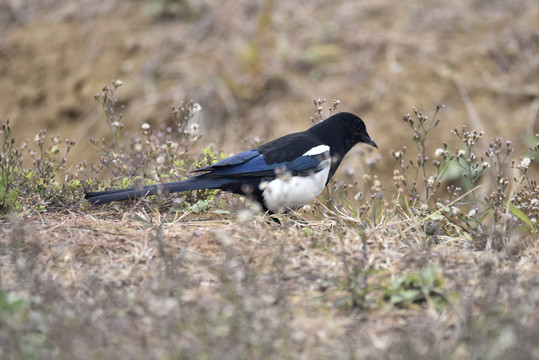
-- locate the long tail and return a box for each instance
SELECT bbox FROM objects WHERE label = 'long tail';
[85,178,228,205]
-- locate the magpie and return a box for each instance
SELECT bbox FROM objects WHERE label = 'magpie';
[85,112,377,212]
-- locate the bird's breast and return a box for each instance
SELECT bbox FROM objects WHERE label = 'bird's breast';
[260,159,331,212]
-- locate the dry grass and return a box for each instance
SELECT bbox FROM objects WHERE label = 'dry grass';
[1,202,537,359]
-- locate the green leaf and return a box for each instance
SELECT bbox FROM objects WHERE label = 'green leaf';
[506,202,534,229]
[213,209,230,215]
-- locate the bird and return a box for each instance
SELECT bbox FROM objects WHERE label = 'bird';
[85,112,377,212]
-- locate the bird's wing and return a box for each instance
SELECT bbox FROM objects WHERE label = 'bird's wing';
[193,140,330,178]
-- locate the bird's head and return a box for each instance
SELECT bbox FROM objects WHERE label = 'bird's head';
[337,112,378,149]
[308,112,378,154]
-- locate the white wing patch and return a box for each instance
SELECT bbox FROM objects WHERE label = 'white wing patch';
[261,158,331,212]
[303,145,330,156]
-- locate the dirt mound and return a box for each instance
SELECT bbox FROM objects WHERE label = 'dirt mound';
[0,0,537,179]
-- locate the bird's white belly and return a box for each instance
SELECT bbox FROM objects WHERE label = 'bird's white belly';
[261,159,330,212]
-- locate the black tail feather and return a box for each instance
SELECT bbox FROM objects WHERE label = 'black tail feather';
[85,178,228,205]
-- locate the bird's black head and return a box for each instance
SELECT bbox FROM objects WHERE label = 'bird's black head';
[323,112,378,150]
[305,112,377,184]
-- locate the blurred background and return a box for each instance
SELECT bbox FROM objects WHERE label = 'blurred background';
[1,0,537,184]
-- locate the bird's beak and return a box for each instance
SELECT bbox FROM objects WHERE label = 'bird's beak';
[366,136,378,149]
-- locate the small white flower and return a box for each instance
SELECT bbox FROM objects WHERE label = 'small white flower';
[434,148,444,157]
[237,209,253,222]
[426,176,435,187]
[141,123,151,130]
[467,209,477,217]
[451,206,461,215]
[188,124,199,135]
[258,181,269,191]
[520,157,531,169]
[457,149,466,156]
[482,162,490,169]
[191,103,202,115]
[531,198,539,206]
[354,192,363,201]
[394,151,402,160]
